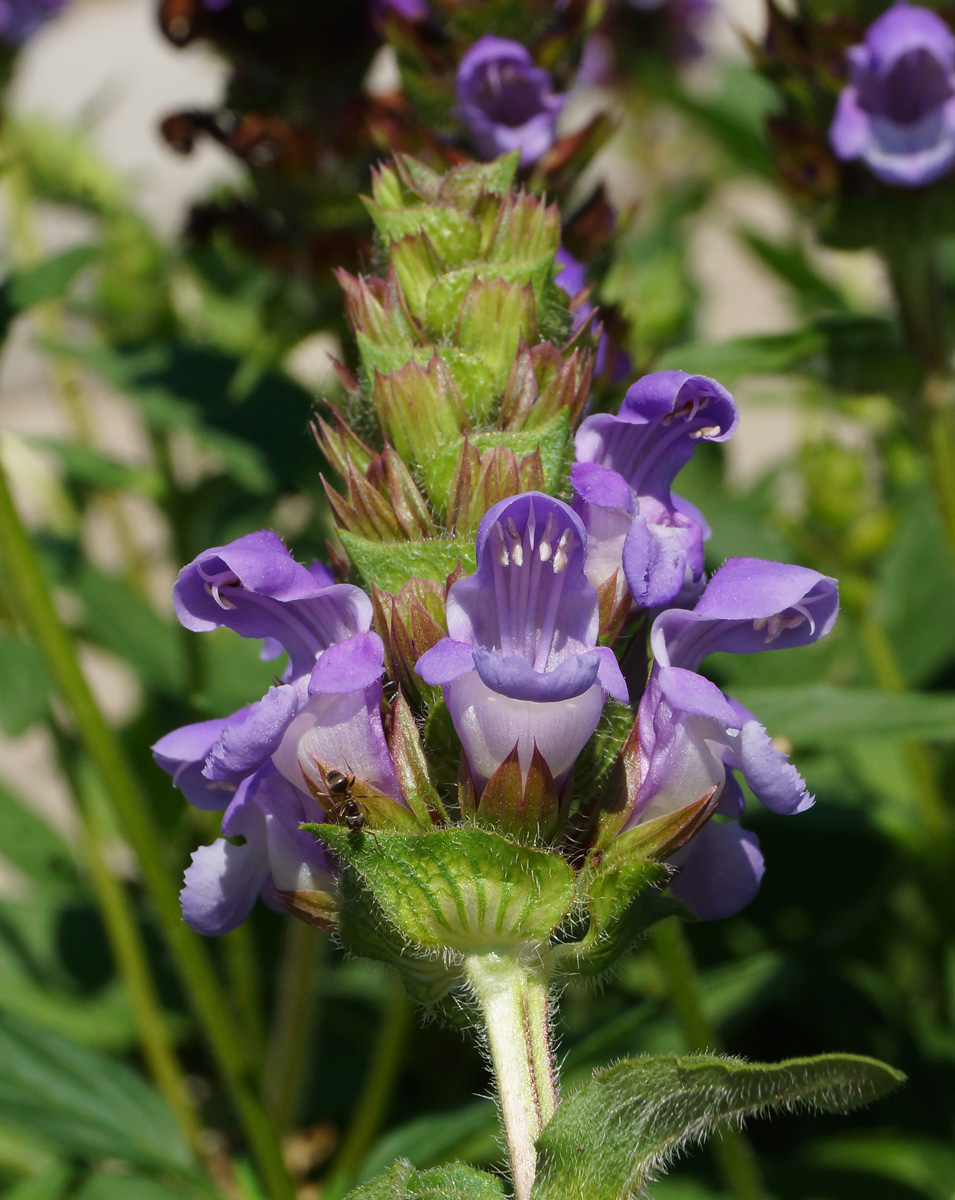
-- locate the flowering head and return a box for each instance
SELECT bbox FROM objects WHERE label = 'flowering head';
[456,36,564,166]
[572,370,737,607]
[416,492,627,804]
[829,2,955,186]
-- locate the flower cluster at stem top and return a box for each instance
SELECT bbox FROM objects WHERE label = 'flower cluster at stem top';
[153,368,838,938]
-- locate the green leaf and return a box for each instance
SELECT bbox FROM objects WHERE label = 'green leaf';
[655,327,824,385]
[531,1053,905,1200]
[314,826,577,954]
[73,1176,203,1200]
[73,566,183,693]
[37,439,159,496]
[877,483,955,684]
[359,1101,498,1183]
[0,1012,194,1172]
[0,783,76,887]
[4,1165,73,1200]
[346,1160,505,1199]
[338,533,476,594]
[0,246,98,343]
[730,685,955,745]
[808,1132,955,1200]
[0,637,51,734]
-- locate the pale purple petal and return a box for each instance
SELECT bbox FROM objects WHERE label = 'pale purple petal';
[472,646,601,701]
[202,685,304,783]
[273,682,400,801]
[415,638,478,686]
[670,821,765,920]
[652,558,839,671]
[181,836,269,936]
[152,710,252,810]
[308,632,386,695]
[445,671,607,787]
[830,3,955,186]
[731,720,814,814]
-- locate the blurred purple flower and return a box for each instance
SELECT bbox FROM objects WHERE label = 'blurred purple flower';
[572,370,738,607]
[830,2,955,186]
[416,492,628,790]
[456,36,564,166]
[554,248,631,382]
[629,558,839,918]
[0,0,69,45]
[370,0,428,20]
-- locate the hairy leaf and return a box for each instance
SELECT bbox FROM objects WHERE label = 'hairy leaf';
[532,1053,904,1200]
[346,1160,505,1199]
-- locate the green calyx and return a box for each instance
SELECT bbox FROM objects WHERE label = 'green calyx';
[302,821,685,1019]
[317,152,596,593]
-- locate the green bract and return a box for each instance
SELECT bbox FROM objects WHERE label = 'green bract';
[304,823,685,1017]
[317,153,594,593]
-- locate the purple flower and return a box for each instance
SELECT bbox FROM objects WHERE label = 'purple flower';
[572,370,738,607]
[173,530,371,679]
[181,767,332,936]
[554,249,630,382]
[629,558,839,918]
[829,2,955,187]
[0,0,69,45]
[456,36,564,167]
[155,531,404,936]
[416,493,628,790]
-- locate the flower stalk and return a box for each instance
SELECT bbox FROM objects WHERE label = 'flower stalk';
[465,951,557,1200]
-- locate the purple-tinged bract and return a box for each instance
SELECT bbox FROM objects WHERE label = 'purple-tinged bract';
[572,370,738,607]
[829,2,955,186]
[456,36,564,166]
[416,492,627,789]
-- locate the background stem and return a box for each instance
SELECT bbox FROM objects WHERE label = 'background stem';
[652,919,766,1200]
[324,981,412,1199]
[50,731,200,1149]
[0,455,296,1200]
[263,917,324,1130]
[882,241,955,567]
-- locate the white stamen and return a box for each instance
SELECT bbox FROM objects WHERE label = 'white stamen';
[537,512,557,563]
[507,517,524,567]
[552,529,573,574]
[492,522,509,567]
[206,581,238,611]
[690,424,722,439]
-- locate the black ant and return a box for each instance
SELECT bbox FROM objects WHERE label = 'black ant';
[325,769,367,833]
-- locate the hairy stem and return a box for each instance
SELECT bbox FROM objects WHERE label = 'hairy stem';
[0,456,296,1200]
[652,919,766,1200]
[465,952,557,1200]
